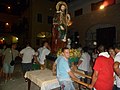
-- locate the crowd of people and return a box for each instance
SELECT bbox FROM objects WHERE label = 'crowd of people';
[89,45,120,90]
[1,1,119,89]
[52,44,120,90]
[0,1,119,89]
[0,41,120,90]
[0,41,51,83]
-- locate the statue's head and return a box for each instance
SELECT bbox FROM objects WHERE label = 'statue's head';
[56,1,67,12]
[60,4,66,12]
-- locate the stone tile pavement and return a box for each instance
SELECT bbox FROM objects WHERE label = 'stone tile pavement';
[0,64,40,90]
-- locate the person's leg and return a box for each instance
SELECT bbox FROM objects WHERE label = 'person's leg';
[9,65,14,80]
[0,56,3,77]
[22,63,32,76]
[84,71,88,83]
[22,63,28,82]
[27,63,32,71]
[79,77,83,89]
[113,85,117,90]
[116,86,120,90]
[22,63,27,77]
[22,63,32,82]
[3,63,9,81]
[59,81,75,90]
[70,82,75,90]
[80,71,88,89]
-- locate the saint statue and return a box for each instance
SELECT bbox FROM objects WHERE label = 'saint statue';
[52,1,72,53]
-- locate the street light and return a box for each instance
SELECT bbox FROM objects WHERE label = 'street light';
[8,6,11,10]
[2,38,5,40]
[99,5,105,10]
[5,23,9,26]
[16,37,18,41]
[99,1,109,10]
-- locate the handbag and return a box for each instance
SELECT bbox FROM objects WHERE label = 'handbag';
[10,60,15,66]
[10,49,15,66]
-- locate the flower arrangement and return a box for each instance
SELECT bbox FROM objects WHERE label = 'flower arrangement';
[57,48,81,67]
[57,48,81,58]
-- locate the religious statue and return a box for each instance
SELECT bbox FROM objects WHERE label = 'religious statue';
[52,1,72,53]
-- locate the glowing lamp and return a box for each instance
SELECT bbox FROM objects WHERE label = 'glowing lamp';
[8,6,11,9]
[5,23,9,26]
[100,5,105,10]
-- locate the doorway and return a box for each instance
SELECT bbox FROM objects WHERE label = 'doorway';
[96,27,116,48]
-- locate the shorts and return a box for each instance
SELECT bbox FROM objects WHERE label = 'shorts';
[22,63,32,74]
[3,63,14,74]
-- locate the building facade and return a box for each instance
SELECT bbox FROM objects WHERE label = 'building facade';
[69,0,120,48]
[28,0,120,48]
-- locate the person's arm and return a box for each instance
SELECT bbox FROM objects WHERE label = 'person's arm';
[68,70,80,81]
[33,55,40,65]
[114,62,120,77]
[52,62,57,75]
[47,44,51,51]
[88,70,98,89]
[77,54,84,67]
[2,49,6,64]
[19,49,24,58]
[37,50,40,57]
[77,60,82,67]
[19,53,23,58]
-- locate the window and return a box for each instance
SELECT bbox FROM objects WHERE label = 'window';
[74,8,83,17]
[91,1,104,11]
[37,13,42,23]
[48,16,53,24]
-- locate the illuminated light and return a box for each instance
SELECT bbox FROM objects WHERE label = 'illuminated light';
[42,35,46,38]
[16,37,18,41]
[103,0,115,6]
[8,6,11,9]
[99,1,109,10]
[5,23,9,26]
[93,42,97,46]
[77,36,79,38]
[0,40,3,43]
[2,38,5,40]
[75,42,78,44]
[100,5,105,10]
[103,1,109,7]
[12,36,18,43]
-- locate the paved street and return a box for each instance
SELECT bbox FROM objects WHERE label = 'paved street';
[0,64,40,90]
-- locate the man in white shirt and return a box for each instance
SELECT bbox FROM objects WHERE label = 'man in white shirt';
[77,47,91,87]
[114,44,120,90]
[38,41,51,70]
[20,42,36,76]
